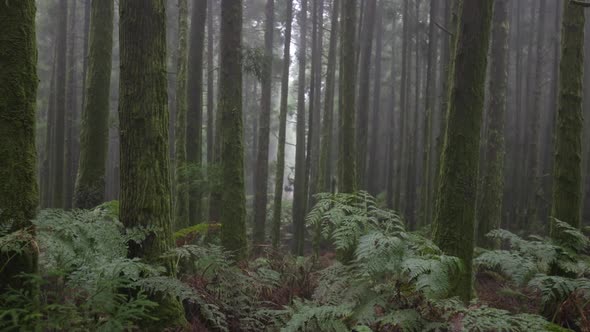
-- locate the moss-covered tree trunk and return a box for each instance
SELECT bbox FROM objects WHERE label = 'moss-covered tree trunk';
[174,0,189,229]
[318,0,340,194]
[476,0,509,249]
[0,0,38,293]
[432,0,493,303]
[253,0,275,249]
[219,0,247,259]
[292,0,309,256]
[356,0,376,189]
[74,0,114,209]
[187,0,208,226]
[338,0,357,194]
[272,0,294,248]
[52,0,68,208]
[118,0,186,327]
[551,0,585,235]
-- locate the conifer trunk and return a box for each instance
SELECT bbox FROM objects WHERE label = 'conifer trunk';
[75,0,114,209]
[432,0,493,302]
[551,0,585,234]
[0,0,39,293]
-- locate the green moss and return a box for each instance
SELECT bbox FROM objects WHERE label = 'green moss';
[94,200,120,219]
[173,223,220,240]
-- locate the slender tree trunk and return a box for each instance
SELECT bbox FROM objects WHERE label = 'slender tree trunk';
[207,0,215,165]
[272,0,294,248]
[386,28,398,208]
[476,0,509,249]
[64,0,77,210]
[118,0,186,326]
[356,0,376,189]
[420,0,438,226]
[253,0,275,248]
[292,0,309,255]
[187,0,208,225]
[51,0,68,208]
[218,0,247,258]
[174,0,189,229]
[338,0,357,193]
[551,0,585,235]
[0,0,38,293]
[432,0,493,302]
[74,0,114,209]
[367,0,383,196]
[43,51,57,208]
[394,0,409,208]
[318,0,340,194]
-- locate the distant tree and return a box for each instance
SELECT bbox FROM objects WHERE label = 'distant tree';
[219,0,248,258]
[75,0,114,209]
[338,0,357,194]
[118,0,186,326]
[0,0,39,293]
[432,0,494,302]
[551,0,585,236]
[187,0,208,225]
[174,0,189,229]
[64,0,78,210]
[293,0,309,255]
[253,0,275,249]
[476,0,509,249]
[272,0,294,248]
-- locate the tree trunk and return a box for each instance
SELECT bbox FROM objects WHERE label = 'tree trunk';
[292,0,309,255]
[432,0,493,302]
[75,0,114,209]
[338,0,357,194]
[318,0,340,194]
[476,0,509,249]
[0,0,39,293]
[367,0,383,196]
[118,0,186,326]
[253,0,275,248]
[218,0,247,258]
[551,0,585,235]
[207,0,215,165]
[272,0,294,248]
[394,0,409,208]
[64,0,78,210]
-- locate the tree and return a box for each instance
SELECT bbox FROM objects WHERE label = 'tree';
[64,0,78,210]
[356,0,376,189]
[318,0,340,194]
[75,0,114,209]
[394,0,409,208]
[0,0,38,292]
[51,0,68,208]
[174,0,189,229]
[219,0,247,258]
[187,0,208,226]
[432,0,494,302]
[476,0,509,249]
[272,0,294,248]
[338,0,357,193]
[551,0,585,236]
[118,0,186,326]
[253,0,275,248]
[292,0,309,255]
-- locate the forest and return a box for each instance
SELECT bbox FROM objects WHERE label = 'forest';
[1,0,590,331]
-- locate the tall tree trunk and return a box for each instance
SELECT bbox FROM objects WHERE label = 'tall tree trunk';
[432,0,493,303]
[318,0,340,194]
[218,0,247,258]
[338,0,357,193]
[174,0,189,229]
[43,51,57,208]
[386,26,398,208]
[356,0,376,189]
[187,0,208,225]
[551,0,585,235]
[253,0,275,248]
[476,0,509,249]
[292,0,309,255]
[272,0,294,248]
[64,0,77,210]
[394,0,409,208]
[75,0,114,209]
[367,0,383,196]
[51,0,68,208]
[207,0,215,165]
[0,0,38,293]
[420,0,438,226]
[118,0,186,326]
